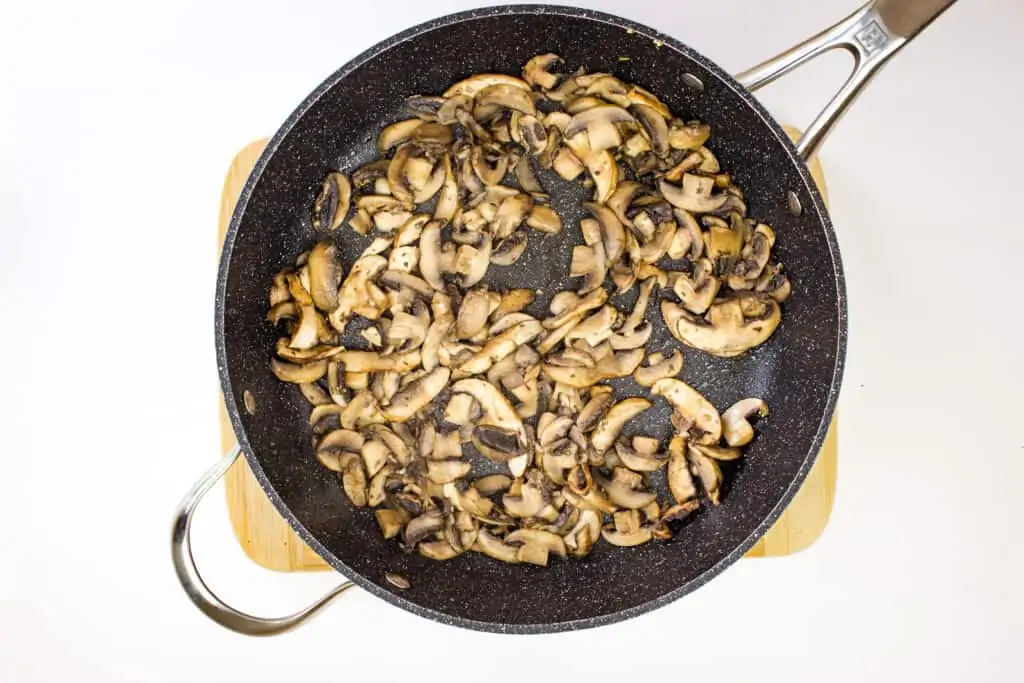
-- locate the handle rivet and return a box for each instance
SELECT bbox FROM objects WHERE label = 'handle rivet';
[243,390,257,415]
[386,572,411,590]
[786,191,803,216]
[681,73,704,92]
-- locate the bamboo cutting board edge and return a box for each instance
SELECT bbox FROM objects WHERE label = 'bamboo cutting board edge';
[217,131,838,571]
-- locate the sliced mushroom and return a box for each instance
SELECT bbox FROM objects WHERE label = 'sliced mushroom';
[669,208,704,260]
[427,458,472,485]
[270,358,327,384]
[312,172,352,231]
[601,525,653,547]
[661,295,781,357]
[419,540,459,561]
[451,378,527,445]
[335,349,420,373]
[633,349,684,387]
[651,378,722,445]
[360,439,391,478]
[632,104,669,157]
[378,118,423,152]
[564,105,634,151]
[594,473,657,509]
[590,398,652,453]
[455,234,492,288]
[583,202,626,263]
[541,348,644,389]
[688,444,723,505]
[381,367,450,422]
[614,439,668,472]
[329,254,388,330]
[668,121,711,150]
[456,288,492,339]
[507,528,567,559]
[659,174,728,214]
[403,509,444,546]
[418,219,445,290]
[338,453,368,507]
[690,443,743,461]
[721,398,769,447]
[522,53,563,90]
[454,319,543,377]
[473,528,520,563]
[491,231,529,266]
[668,435,698,504]
[375,509,405,539]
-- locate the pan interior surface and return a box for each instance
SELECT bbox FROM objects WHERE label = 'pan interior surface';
[217,6,844,632]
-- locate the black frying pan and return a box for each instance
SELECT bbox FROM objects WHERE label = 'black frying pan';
[173,0,955,634]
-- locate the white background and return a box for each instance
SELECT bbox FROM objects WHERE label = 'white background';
[3,0,1023,680]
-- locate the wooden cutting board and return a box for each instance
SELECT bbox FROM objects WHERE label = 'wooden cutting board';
[217,131,838,570]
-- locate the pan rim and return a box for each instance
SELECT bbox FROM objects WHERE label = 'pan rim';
[215,3,847,634]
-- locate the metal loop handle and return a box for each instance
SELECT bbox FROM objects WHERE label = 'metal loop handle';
[171,445,354,636]
[736,0,955,160]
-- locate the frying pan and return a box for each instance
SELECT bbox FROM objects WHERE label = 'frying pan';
[173,0,955,634]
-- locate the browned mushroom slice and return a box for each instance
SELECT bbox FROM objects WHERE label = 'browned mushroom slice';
[427,458,472,485]
[670,258,719,316]
[574,388,614,433]
[652,378,722,445]
[631,103,669,157]
[374,509,405,540]
[589,398,652,453]
[570,242,608,294]
[492,289,535,319]
[452,378,527,445]
[454,320,542,377]
[541,348,643,389]
[381,367,450,422]
[473,528,520,563]
[340,391,384,430]
[522,53,563,90]
[328,254,388,330]
[508,528,567,563]
[660,294,781,357]
[270,358,328,384]
[475,83,537,118]
[403,509,444,546]
[668,208,704,260]
[298,381,332,407]
[473,425,523,462]
[337,453,368,507]
[455,288,491,340]
[455,235,493,288]
[365,424,412,466]
[632,349,683,387]
[378,118,423,152]
[583,202,626,264]
[503,480,547,518]
[754,264,791,302]
[614,439,668,472]
[564,105,634,151]
[311,172,352,232]
[487,230,527,266]
[551,147,585,181]
[594,473,657,510]
[668,121,711,150]
[473,474,513,497]
[335,349,420,373]
[729,224,776,288]
[687,444,723,505]
[721,398,769,447]
[667,435,699,504]
[418,540,459,561]
[601,524,653,547]
[691,443,743,461]
[659,174,728,214]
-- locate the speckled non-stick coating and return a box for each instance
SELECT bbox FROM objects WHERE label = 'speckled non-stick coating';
[216,5,846,633]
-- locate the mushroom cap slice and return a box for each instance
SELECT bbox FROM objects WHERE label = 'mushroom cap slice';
[593,473,658,510]
[454,319,543,377]
[381,367,451,422]
[601,525,653,547]
[451,378,527,445]
[661,295,781,357]
[335,349,421,373]
[614,440,668,472]
[590,398,652,453]
[633,349,684,387]
[721,397,769,447]
[507,528,568,559]
[475,83,537,117]
[312,172,352,231]
[523,53,563,90]
[564,105,635,141]
[651,378,722,445]
[426,458,472,485]
[307,242,343,311]
[270,358,327,384]
[444,74,530,98]
[687,444,723,505]
[583,202,626,263]
[659,174,728,214]
[473,529,520,563]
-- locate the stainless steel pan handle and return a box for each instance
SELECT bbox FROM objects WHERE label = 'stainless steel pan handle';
[737,0,957,160]
[171,446,354,635]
